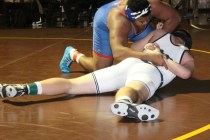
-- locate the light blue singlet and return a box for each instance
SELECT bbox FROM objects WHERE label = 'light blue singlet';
[93,0,153,58]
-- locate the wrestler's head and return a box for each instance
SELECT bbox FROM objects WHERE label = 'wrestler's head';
[172,29,192,49]
[125,0,151,22]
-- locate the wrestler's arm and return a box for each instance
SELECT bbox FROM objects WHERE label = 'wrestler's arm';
[164,52,195,79]
[107,10,146,60]
[130,31,154,51]
[131,29,167,50]
[144,44,194,76]
[150,0,181,32]
[107,10,166,68]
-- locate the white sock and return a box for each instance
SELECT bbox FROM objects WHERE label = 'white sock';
[70,49,77,60]
[35,82,43,95]
[70,50,84,63]
[116,96,133,103]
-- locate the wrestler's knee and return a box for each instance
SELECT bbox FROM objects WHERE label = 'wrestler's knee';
[125,81,149,102]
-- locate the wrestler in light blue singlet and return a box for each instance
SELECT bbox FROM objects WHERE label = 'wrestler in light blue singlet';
[93,0,153,58]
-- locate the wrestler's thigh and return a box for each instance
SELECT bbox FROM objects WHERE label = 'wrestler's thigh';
[93,57,142,93]
[93,53,114,70]
[70,74,97,94]
[126,63,162,99]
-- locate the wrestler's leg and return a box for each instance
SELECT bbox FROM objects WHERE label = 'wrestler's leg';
[43,57,138,95]
[0,58,139,98]
[110,62,161,121]
[111,81,159,121]
[60,11,112,73]
[114,81,149,104]
[59,47,113,72]
[0,74,97,98]
[59,46,94,73]
[76,55,94,72]
[92,53,113,70]
[69,51,113,72]
[40,74,97,95]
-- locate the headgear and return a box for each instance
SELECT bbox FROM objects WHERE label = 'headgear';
[172,29,192,49]
[125,0,151,21]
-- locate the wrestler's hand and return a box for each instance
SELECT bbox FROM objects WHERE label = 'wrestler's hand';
[144,43,168,69]
[144,43,158,51]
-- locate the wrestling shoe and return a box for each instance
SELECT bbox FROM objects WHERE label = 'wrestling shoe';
[111,100,159,121]
[59,46,76,73]
[0,84,28,98]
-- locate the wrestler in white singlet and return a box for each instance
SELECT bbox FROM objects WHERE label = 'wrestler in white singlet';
[91,33,189,100]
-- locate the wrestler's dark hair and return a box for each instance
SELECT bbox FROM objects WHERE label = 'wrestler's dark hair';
[127,0,151,17]
[171,29,192,49]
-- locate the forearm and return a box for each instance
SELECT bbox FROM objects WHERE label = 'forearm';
[151,1,181,32]
[164,58,192,79]
[112,47,149,62]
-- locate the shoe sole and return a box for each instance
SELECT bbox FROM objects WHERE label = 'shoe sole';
[111,103,159,121]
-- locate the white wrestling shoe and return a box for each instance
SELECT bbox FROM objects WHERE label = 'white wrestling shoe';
[111,100,159,121]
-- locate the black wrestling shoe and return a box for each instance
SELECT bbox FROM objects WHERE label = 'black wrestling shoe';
[111,100,159,121]
[0,84,28,98]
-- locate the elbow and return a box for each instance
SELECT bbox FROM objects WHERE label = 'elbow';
[113,53,124,61]
[170,15,181,31]
[180,71,193,79]
[181,74,191,80]
[112,49,126,61]
[175,13,182,24]
[180,63,195,79]
[171,10,181,25]
[166,14,181,32]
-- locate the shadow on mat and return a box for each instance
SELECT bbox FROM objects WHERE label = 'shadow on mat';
[149,77,210,103]
[2,94,75,106]
[2,93,114,106]
[118,117,164,123]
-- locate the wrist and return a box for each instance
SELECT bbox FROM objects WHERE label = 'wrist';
[164,54,172,60]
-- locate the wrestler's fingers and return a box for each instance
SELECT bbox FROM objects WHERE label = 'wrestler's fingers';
[162,56,168,70]
[153,43,160,49]
[144,43,155,50]
[163,61,168,69]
